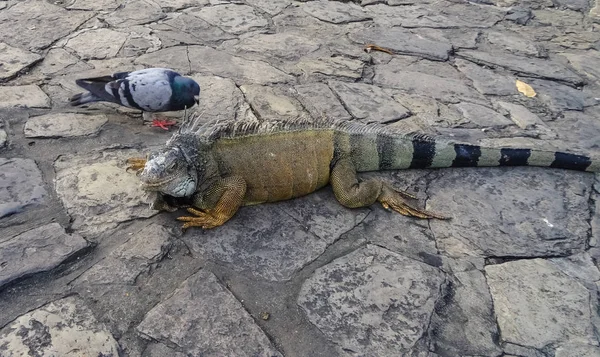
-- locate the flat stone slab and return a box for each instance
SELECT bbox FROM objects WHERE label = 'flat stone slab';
[298,244,444,356]
[0,42,41,81]
[454,59,517,96]
[0,158,47,218]
[0,223,88,288]
[429,168,593,258]
[451,102,514,128]
[0,296,119,356]
[150,13,235,46]
[373,68,486,104]
[182,189,368,281]
[136,45,293,85]
[137,270,282,356]
[246,0,291,16]
[366,3,504,28]
[486,259,597,349]
[349,26,452,61]
[329,80,411,124]
[24,113,108,138]
[232,32,321,62]
[191,4,268,34]
[240,84,309,121]
[486,31,546,57]
[65,29,128,60]
[294,83,352,121]
[496,101,545,129]
[429,268,502,356]
[295,56,365,80]
[301,0,371,24]
[561,51,600,85]
[0,0,92,50]
[76,223,172,285]
[105,0,165,27]
[529,78,587,112]
[191,75,245,123]
[0,85,50,109]
[458,50,583,85]
[54,149,155,237]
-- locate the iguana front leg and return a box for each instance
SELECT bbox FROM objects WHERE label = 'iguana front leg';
[177,176,247,229]
[330,158,448,219]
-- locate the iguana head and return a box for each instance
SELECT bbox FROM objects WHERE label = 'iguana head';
[139,147,197,197]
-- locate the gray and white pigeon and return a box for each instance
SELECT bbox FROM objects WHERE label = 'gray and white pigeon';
[69,68,200,129]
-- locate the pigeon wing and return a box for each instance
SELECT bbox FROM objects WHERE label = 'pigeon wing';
[119,69,174,112]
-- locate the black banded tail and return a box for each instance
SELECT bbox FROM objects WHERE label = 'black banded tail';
[346,130,599,173]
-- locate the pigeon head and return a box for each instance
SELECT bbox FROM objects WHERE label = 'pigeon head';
[172,76,201,109]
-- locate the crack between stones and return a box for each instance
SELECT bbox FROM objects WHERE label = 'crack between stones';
[0,291,80,330]
[293,210,371,278]
[421,274,449,354]
[585,180,597,248]
[211,272,286,356]
[481,268,503,353]
[235,83,264,121]
[185,45,192,75]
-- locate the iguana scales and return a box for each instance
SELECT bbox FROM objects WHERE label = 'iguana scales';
[127,114,599,229]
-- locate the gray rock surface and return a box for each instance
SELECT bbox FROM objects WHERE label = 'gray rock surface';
[429,168,593,257]
[496,101,545,129]
[451,102,514,128]
[24,113,108,138]
[486,259,597,349]
[76,223,172,285]
[298,244,444,356]
[137,270,282,356]
[349,26,452,61]
[0,85,50,109]
[301,1,371,24]
[0,158,47,218]
[329,80,411,123]
[0,0,92,50]
[0,223,88,288]
[455,58,518,96]
[373,68,487,104]
[0,43,41,81]
[54,149,155,237]
[0,296,119,357]
[1,0,600,356]
[294,82,352,121]
[458,50,584,85]
[183,190,368,281]
[192,4,268,34]
[65,29,128,60]
[429,268,502,356]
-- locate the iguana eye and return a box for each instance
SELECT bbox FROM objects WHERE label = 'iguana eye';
[169,162,178,171]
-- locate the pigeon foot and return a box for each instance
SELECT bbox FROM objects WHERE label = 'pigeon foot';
[151,118,177,130]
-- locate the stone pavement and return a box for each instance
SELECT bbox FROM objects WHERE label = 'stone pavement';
[1,0,600,355]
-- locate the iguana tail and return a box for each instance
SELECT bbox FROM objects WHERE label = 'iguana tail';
[343,131,599,173]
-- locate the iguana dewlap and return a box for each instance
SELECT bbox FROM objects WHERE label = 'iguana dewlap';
[128,116,598,229]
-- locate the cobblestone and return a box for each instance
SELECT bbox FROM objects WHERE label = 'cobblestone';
[1,0,600,356]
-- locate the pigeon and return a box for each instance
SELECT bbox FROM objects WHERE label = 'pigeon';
[69,68,200,130]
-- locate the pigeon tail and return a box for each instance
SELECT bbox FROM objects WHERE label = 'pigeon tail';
[69,92,102,106]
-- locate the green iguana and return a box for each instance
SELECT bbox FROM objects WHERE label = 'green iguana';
[127,115,599,229]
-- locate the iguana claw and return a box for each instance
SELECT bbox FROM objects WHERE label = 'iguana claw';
[126,157,146,174]
[379,185,449,220]
[177,207,228,230]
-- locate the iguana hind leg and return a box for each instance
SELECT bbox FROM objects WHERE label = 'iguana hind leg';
[330,158,448,220]
[177,176,247,229]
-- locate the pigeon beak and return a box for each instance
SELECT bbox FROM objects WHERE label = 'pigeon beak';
[194,95,200,105]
